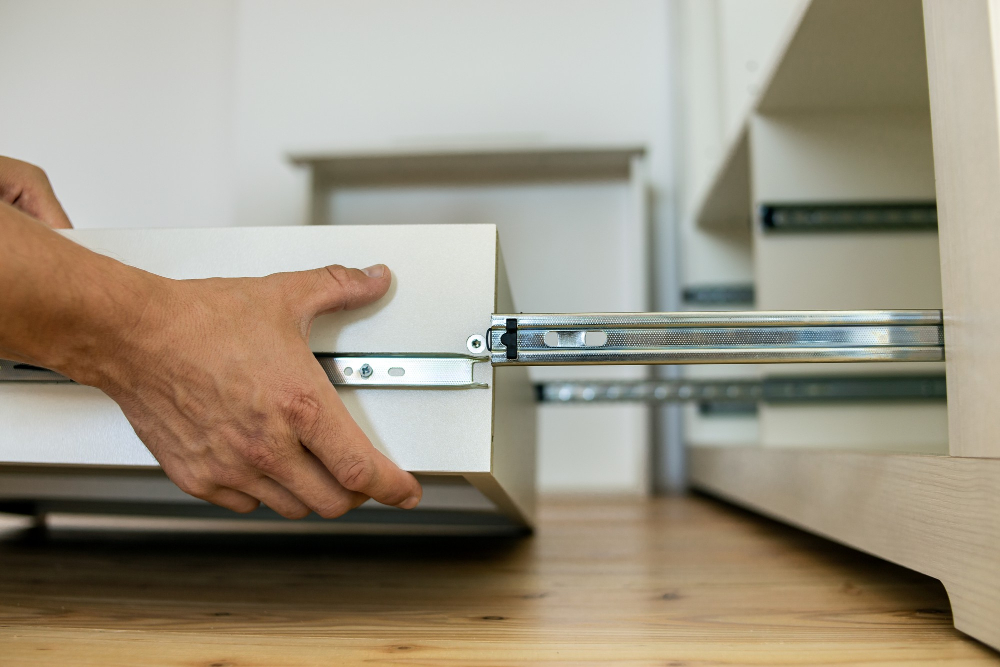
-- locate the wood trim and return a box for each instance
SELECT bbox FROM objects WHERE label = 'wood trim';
[923,0,1000,458]
[289,146,646,187]
[689,446,1000,650]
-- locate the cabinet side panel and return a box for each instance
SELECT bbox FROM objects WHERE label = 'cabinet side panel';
[750,111,946,453]
[924,0,1000,457]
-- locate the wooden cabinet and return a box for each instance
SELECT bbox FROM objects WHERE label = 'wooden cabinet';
[685,0,1000,649]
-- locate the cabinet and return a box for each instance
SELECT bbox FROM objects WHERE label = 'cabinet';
[686,0,1000,649]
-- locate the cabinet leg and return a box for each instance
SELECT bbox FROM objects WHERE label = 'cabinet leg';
[942,579,1000,650]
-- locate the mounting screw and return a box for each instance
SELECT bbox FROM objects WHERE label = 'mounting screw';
[359,363,373,379]
[467,334,487,355]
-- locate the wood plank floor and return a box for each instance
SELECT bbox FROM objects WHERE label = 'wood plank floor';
[0,495,997,666]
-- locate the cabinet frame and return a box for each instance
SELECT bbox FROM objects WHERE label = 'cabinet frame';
[689,0,1000,650]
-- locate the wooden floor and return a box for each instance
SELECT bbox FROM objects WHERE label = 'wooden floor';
[0,495,997,666]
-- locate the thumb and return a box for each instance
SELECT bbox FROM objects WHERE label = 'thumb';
[287,264,391,319]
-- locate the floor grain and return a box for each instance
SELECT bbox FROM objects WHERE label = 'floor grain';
[0,495,996,666]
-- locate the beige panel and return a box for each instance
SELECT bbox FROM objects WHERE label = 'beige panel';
[754,233,943,311]
[758,0,929,112]
[750,111,944,452]
[750,111,936,204]
[759,403,948,453]
[923,0,1000,458]
[693,127,752,232]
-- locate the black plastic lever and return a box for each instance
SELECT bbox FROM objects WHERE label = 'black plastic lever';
[499,317,518,360]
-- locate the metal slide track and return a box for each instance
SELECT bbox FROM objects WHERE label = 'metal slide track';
[488,310,943,366]
[0,311,945,389]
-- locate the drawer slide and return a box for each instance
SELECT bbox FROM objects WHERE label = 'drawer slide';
[0,310,945,389]
[488,310,944,366]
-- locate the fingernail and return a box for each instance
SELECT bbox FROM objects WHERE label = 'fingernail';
[362,264,385,279]
[397,495,420,510]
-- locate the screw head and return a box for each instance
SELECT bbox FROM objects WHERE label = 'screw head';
[467,334,487,355]
[359,363,374,379]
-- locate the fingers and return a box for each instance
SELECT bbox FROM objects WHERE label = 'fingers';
[202,486,261,514]
[238,476,312,519]
[122,260,403,522]
[279,263,391,321]
[176,456,365,520]
[296,382,422,509]
[261,448,370,518]
[0,157,73,230]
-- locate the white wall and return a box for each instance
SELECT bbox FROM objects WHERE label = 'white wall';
[231,0,670,228]
[1,0,670,247]
[0,0,673,494]
[0,0,238,229]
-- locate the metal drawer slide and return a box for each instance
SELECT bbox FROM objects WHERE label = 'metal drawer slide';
[488,310,943,366]
[0,310,945,389]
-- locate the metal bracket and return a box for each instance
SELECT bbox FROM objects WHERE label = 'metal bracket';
[0,356,488,389]
[490,310,944,366]
[537,375,947,404]
[315,355,487,388]
[682,284,755,306]
[760,202,938,233]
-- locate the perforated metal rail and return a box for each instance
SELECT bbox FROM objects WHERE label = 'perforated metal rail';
[489,310,944,366]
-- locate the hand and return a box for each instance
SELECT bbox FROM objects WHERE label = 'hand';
[0,156,73,230]
[87,263,423,519]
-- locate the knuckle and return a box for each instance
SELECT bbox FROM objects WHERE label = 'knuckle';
[333,454,375,492]
[27,163,49,184]
[174,474,215,500]
[211,464,255,490]
[240,439,285,474]
[322,264,351,291]
[279,388,322,430]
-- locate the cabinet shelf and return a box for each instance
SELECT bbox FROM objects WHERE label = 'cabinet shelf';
[693,0,930,234]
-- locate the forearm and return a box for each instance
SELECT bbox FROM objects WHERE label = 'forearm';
[0,202,157,386]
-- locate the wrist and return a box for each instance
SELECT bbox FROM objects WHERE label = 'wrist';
[51,259,171,391]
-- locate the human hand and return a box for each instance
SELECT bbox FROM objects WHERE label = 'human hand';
[80,263,422,519]
[0,156,73,229]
